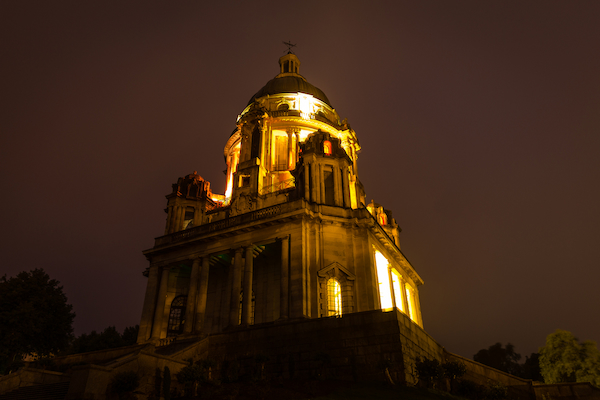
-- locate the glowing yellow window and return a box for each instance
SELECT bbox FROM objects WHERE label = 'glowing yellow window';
[323,140,332,155]
[375,251,393,310]
[405,285,416,322]
[327,278,342,316]
[391,269,404,312]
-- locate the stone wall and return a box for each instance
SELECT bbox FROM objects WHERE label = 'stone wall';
[185,308,439,384]
[0,368,68,395]
[533,382,600,400]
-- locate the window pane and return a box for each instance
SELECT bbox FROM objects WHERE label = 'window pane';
[375,251,393,310]
[405,286,415,321]
[391,269,404,312]
[327,279,342,316]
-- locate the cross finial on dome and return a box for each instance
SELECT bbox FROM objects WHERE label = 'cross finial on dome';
[283,41,296,54]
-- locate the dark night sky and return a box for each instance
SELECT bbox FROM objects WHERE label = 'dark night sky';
[2,1,599,360]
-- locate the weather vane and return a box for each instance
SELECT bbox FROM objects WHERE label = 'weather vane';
[283,41,297,54]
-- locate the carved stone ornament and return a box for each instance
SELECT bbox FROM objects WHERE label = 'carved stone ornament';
[232,193,254,216]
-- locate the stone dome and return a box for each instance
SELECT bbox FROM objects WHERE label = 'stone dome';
[247,53,332,107]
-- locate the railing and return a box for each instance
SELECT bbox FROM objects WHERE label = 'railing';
[154,204,282,247]
[158,337,176,347]
[270,110,301,118]
[260,178,295,195]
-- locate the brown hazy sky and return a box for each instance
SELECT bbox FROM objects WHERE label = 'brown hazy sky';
[1,1,599,360]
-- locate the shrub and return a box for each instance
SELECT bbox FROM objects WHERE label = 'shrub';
[176,364,203,396]
[415,357,443,388]
[163,366,171,400]
[110,371,139,399]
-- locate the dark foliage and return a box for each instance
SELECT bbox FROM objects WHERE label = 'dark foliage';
[415,357,443,388]
[521,353,543,381]
[0,269,75,373]
[110,371,140,393]
[69,325,139,354]
[163,366,171,400]
[474,342,522,376]
[474,342,544,381]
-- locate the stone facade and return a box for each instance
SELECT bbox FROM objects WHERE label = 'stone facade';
[137,53,425,344]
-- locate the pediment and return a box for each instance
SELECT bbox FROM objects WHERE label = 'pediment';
[317,262,355,280]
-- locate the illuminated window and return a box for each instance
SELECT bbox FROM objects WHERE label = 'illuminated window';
[375,251,393,310]
[379,212,387,226]
[323,140,332,155]
[274,134,288,171]
[391,269,404,312]
[327,279,342,316]
[167,296,187,337]
[405,285,416,322]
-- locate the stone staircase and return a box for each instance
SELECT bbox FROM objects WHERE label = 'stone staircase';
[0,381,69,400]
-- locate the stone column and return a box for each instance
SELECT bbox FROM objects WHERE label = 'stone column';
[341,167,351,208]
[311,160,320,203]
[388,266,397,310]
[280,236,289,319]
[242,246,254,325]
[150,267,170,339]
[165,205,173,234]
[177,206,186,230]
[183,257,201,334]
[137,265,159,343]
[194,256,210,333]
[319,164,325,204]
[229,248,244,327]
[171,205,181,233]
[334,165,342,206]
[304,163,310,202]
[414,289,424,328]
[401,280,411,320]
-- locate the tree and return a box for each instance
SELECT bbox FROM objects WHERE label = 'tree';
[415,357,443,388]
[539,329,600,386]
[70,325,139,354]
[521,353,543,381]
[0,269,75,372]
[473,343,522,376]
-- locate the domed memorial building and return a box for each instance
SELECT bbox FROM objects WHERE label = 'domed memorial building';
[0,53,565,400]
[137,52,425,343]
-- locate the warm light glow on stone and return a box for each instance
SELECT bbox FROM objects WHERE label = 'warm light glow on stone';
[405,285,415,321]
[391,269,404,312]
[224,142,240,200]
[327,278,342,316]
[375,250,393,310]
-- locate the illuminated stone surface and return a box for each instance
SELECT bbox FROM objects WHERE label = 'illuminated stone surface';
[137,52,425,344]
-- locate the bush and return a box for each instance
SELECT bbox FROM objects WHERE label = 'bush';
[486,381,508,400]
[110,371,139,399]
[176,364,203,396]
[442,360,467,393]
[415,357,443,388]
[455,379,485,399]
[163,366,171,400]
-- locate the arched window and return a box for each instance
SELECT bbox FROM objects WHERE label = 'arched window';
[323,140,332,156]
[167,296,187,337]
[327,278,342,317]
[379,213,387,226]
